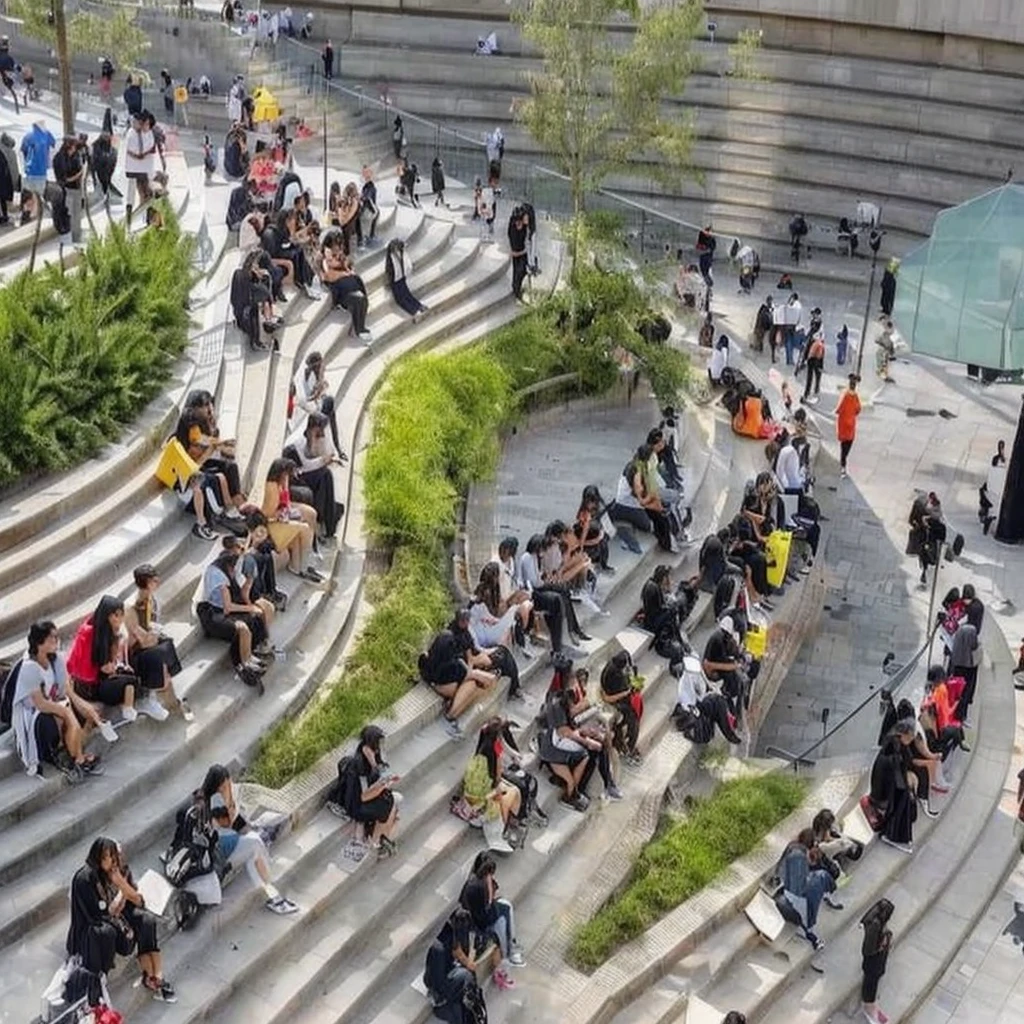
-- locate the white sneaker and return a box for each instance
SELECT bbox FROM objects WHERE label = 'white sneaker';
[99,720,119,743]
[358,330,373,344]
[121,706,138,724]
[138,695,170,721]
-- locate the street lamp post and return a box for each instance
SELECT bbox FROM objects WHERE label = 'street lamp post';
[854,229,885,379]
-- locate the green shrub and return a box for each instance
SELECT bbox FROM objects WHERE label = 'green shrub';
[252,545,453,788]
[0,207,195,487]
[252,258,689,788]
[569,772,807,971]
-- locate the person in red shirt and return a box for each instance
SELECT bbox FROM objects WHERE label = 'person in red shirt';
[835,373,862,478]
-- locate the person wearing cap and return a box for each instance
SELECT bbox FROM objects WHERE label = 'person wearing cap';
[20,119,54,198]
[124,564,190,722]
[419,613,500,739]
[202,764,298,913]
[701,616,752,722]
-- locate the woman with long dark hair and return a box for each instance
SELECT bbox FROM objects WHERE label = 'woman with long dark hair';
[574,484,614,574]
[519,534,591,644]
[261,457,323,581]
[868,722,918,853]
[468,561,531,654]
[66,596,138,722]
[66,837,124,977]
[384,238,427,317]
[284,412,345,542]
[350,725,400,858]
[861,898,894,1023]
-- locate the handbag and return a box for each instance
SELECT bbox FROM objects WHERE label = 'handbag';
[859,793,885,833]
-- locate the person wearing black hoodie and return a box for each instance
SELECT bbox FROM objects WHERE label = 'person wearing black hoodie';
[508,205,529,301]
[67,837,126,979]
[431,156,446,206]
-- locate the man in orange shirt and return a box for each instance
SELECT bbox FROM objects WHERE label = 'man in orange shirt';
[835,373,862,479]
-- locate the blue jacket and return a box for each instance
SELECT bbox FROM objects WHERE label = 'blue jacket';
[21,126,55,178]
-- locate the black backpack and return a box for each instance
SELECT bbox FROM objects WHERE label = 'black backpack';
[0,660,21,729]
[164,792,219,887]
[327,755,360,818]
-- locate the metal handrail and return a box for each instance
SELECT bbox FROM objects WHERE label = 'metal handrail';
[767,624,938,770]
[269,35,722,251]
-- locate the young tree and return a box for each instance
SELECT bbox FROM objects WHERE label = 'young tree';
[513,0,703,276]
[8,0,148,134]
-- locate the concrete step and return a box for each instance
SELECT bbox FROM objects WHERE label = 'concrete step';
[686,641,1009,1023]
[0,214,535,968]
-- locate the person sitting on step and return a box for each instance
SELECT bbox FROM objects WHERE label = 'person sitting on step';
[202,764,299,914]
[424,907,487,1019]
[67,596,148,725]
[468,562,535,662]
[110,843,178,1002]
[462,717,530,852]
[563,665,621,800]
[124,564,189,722]
[537,684,597,812]
[778,827,836,951]
[419,611,500,740]
[348,724,400,860]
[261,457,325,583]
[459,852,524,992]
[11,621,104,780]
[811,808,863,890]
[701,615,754,723]
[195,546,273,690]
[283,412,346,545]
[600,650,643,767]
[322,252,372,342]
[671,655,743,746]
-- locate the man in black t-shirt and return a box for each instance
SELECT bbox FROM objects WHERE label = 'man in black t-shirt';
[702,616,751,720]
[508,206,529,301]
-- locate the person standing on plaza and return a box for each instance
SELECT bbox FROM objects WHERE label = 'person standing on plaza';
[696,223,716,288]
[801,329,826,404]
[860,898,894,1024]
[508,205,529,302]
[880,259,898,317]
[322,41,334,80]
[875,319,897,382]
[20,119,55,200]
[53,134,86,244]
[835,373,862,479]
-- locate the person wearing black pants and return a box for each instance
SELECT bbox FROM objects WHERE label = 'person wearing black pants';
[950,620,980,722]
[324,257,371,341]
[508,206,529,300]
[675,691,743,745]
[801,333,825,403]
[696,224,715,288]
[600,651,642,764]
[860,899,894,1024]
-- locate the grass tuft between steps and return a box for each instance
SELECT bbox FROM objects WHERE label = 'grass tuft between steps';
[250,262,689,789]
[569,772,808,972]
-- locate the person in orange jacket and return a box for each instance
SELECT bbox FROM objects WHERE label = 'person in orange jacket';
[835,373,862,479]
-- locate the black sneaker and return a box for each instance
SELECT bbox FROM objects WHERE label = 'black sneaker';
[192,522,217,541]
[271,590,289,612]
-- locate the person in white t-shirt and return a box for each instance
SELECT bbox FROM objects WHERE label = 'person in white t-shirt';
[12,621,105,779]
[123,110,155,218]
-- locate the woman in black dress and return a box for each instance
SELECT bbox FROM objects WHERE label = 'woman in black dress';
[869,722,917,853]
[861,898,894,1023]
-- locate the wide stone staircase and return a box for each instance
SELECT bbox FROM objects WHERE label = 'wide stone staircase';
[233,4,1024,275]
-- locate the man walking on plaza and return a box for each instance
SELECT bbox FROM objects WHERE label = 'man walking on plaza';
[835,373,862,479]
[322,41,334,80]
[508,205,529,302]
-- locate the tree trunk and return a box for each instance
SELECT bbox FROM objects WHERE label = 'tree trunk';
[54,0,74,136]
[28,194,44,274]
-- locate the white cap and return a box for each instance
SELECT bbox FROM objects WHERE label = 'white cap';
[719,615,738,641]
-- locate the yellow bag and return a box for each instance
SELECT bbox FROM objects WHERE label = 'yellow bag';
[174,85,188,105]
[745,622,768,659]
[765,530,792,589]
[155,439,199,490]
